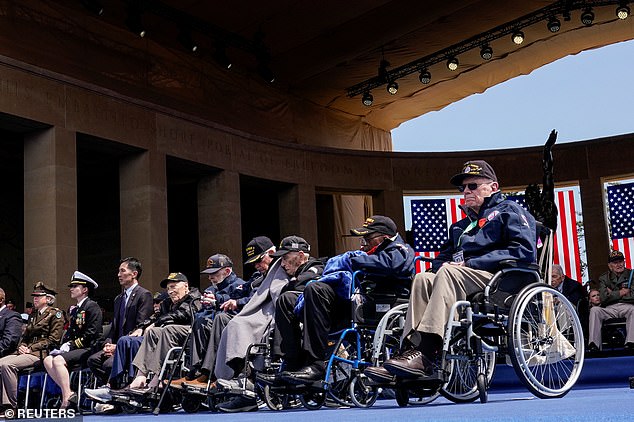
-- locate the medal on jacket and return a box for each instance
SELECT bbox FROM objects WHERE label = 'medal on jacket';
[76,310,86,328]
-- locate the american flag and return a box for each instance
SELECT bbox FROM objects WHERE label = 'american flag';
[409,188,584,281]
[607,181,634,268]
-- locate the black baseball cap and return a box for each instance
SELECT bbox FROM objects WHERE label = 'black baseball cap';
[244,236,275,264]
[271,236,310,257]
[608,250,625,263]
[350,215,397,237]
[450,160,498,186]
[201,254,234,274]
[160,272,189,288]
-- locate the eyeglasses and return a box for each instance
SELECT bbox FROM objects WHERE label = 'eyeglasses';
[360,234,383,246]
[458,182,491,192]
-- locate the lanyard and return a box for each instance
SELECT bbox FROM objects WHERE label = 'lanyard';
[457,219,478,247]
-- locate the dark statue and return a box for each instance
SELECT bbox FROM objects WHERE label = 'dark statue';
[525,130,558,231]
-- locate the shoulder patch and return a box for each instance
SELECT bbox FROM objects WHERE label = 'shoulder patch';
[55,311,62,319]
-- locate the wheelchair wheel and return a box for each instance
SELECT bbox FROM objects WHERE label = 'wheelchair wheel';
[440,336,496,403]
[395,388,409,407]
[262,384,299,411]
[299,390,326,410]
[326,339,358,407]
[181,395,202,413]
[508,284,584,399]
[476,373,487,403]
[349,373,379,408]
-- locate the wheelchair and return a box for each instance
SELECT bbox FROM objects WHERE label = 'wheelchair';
[253,271,412,410]
[379,227,585,406]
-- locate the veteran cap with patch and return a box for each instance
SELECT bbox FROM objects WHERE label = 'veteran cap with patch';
[160,272,189,288]
[201,254,234,274]
[450,160,498,186]
[244,236,275,264]
[350,215,397,237]
[68,271,99,289]
[271,236,310,257]
[608,250,625,263]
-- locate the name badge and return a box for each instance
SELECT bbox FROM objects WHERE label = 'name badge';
[453,251,464,263]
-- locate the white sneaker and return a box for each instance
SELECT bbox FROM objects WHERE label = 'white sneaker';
[85,387,113,403]
[94,403,116,413]
[217,377,255,397]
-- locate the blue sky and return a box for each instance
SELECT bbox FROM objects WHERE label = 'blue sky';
[392,39,634,152]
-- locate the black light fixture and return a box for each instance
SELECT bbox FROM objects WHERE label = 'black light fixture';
[511,30,525,45]
[378,59,390,83]
[362,91,373,106]
[446,57,459,71]
[547,16,561,32]
[581,8,594,26]
[81,0,104,16]
[480,45,493,60]
[418,69,431,84]
[386,80,399,95]
[213,45,232,69]
[125,6,146,37]
[617,2,630,19]
[177,28,198,52]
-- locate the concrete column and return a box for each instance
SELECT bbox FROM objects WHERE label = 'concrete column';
[24,127,77,312]
[279,184,319,257]
[579,177,609,283]
[119,150,169,294]
[198,170,243,276]
[372,189,406,236]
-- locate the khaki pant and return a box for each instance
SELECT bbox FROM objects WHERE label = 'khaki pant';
[132,325,189,375]
[0,353,40,407]
[588,302,634,349]
[403,265,493,343]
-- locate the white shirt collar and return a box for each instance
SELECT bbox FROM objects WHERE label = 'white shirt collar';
[125,282,138,297]
[0,305,5,313]
[77,297,88,308]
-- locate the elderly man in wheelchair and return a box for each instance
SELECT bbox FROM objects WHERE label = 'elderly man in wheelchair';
[365,160,584,404]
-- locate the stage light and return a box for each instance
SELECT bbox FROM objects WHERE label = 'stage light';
[125,7,146,37]
[178,28,198,52]
[378,60,390,83]
[581,8,594,26]
[386,80,398,95]
[81,0,104,16]
[362,91,373,106]
[258,64,275,83]
[419,69,431,84]
[617,3,630,19]
[213,46,232,69]
[446,57,459,71]
[480,45,493,60]
[547,16,561,32]
[511,30,524,45]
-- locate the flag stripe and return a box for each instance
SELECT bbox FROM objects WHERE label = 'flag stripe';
[613,238,634,268]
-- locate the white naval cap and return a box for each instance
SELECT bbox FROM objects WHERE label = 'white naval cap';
[68,270,99,289]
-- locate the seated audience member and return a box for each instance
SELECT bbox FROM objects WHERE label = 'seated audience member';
[87,257,153,389]
[0,283,63,413]
[5,301,15,312]
[578,287,601,343]
[588,250,634,352]
[124,272,201,393]
[277,216,414,384]
[178,238,275,389]
[153,292,167,313]
[0,289,22,359]
[214,236,322,413]
[43,272,103,409]
[24,302,34,316]
[364,160,537,382]
[551,264,585,306]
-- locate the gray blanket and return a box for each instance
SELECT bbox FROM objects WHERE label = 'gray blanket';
[214,259,289,380]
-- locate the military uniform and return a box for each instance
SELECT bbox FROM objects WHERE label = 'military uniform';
[0,282,64,408]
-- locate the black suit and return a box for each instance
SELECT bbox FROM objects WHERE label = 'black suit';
[559,276,585,307]
[87,284,153,385]
[0,307,22,357]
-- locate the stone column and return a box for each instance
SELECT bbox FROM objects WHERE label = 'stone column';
[279,184,319,257]
[198,170,243,276]
[24,127,77,312]
[119,150,169,294]
[372,189,406,235]
[579,177,609,283]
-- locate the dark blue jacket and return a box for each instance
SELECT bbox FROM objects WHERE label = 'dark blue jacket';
[237,270,265,308]
[201,272,247,316]
[432,191,537,273]
[0,306,22,357]
[349,233,415,277]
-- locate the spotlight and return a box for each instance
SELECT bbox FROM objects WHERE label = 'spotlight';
[81,0,104,16]
[446,57,459,71]
[617,3,630,19]
[547,16,561,33]
[125,6,146,37]
[213,46,232,69]
[419,69,431,84]
[511,30,524,45]
[177,28,198,52]
[480,45,493,60]
[581,8,594,26]
[258,65,275,83]
[362,91,373,106]
[386,80,398,95]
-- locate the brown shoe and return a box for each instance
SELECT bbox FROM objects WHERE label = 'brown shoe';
[364,365,395,383]
[166,376,189,390]
[383,349,433,378]
[184,374,212,389]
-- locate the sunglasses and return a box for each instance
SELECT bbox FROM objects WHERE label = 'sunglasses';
[458,182,490,192]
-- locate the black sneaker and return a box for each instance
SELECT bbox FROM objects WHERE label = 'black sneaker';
[587,343,600,353]
[217,395,258,413]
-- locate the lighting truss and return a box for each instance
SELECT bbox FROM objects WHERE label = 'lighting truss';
[346,0,628,99]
